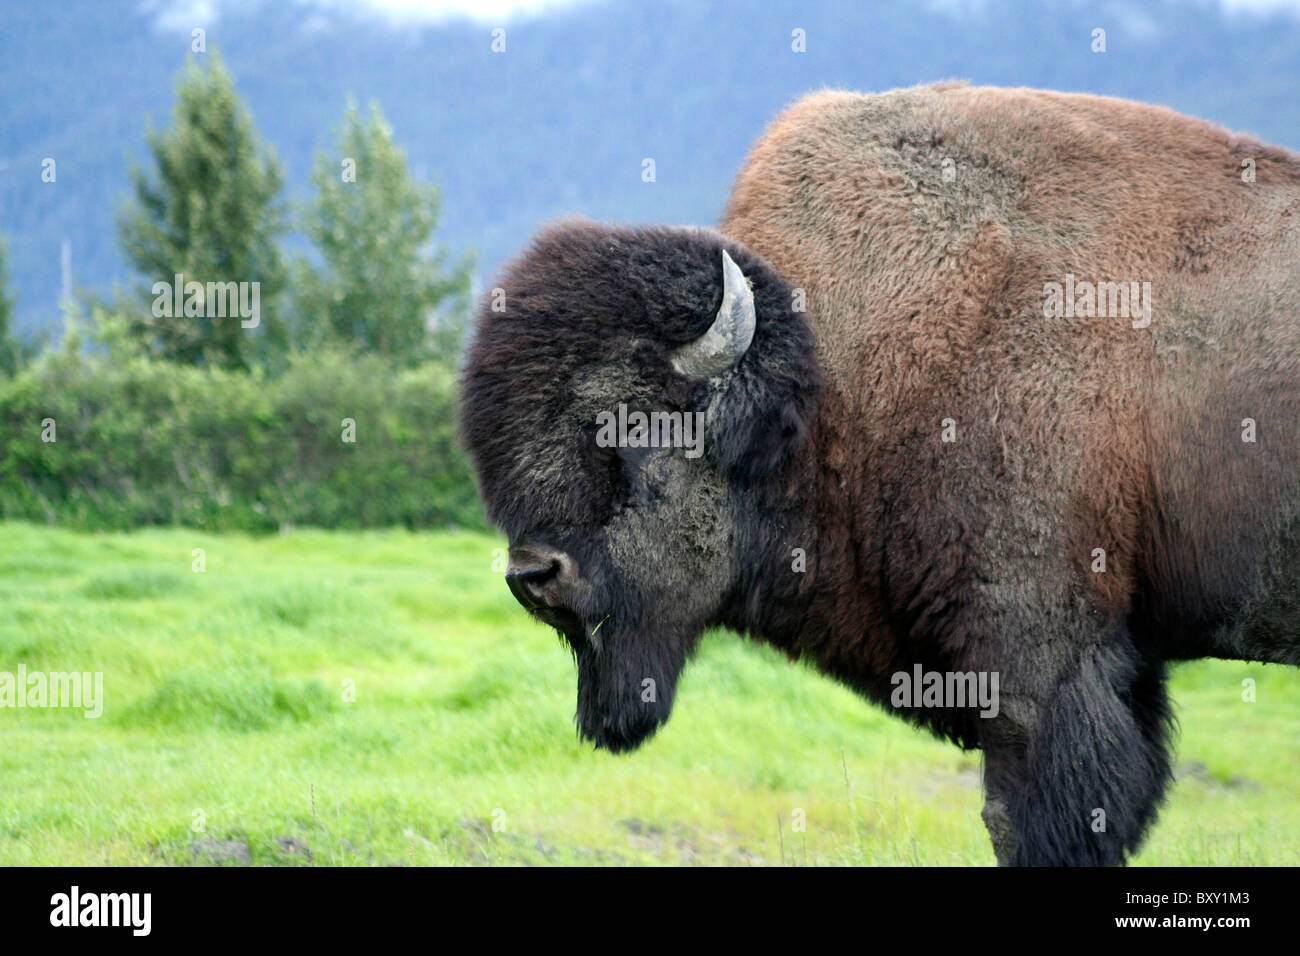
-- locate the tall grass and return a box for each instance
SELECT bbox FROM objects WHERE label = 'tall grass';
[0,522,1295,865]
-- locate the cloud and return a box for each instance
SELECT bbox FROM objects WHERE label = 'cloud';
[927,0,1300,19]
[340,0,589,22]
[140,0,218,32]
[1217,0,1300,12]
[143,0,1300,36]
[142,0,593,32]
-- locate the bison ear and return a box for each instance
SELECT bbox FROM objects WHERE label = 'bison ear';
[671,250,756,379]
[674,246,819,479]
[700,253,820,480]
[710,371,817,479]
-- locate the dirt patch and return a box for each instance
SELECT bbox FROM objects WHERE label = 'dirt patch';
[190,839,251,866]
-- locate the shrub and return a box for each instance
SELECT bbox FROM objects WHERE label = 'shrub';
[0,346,485,532]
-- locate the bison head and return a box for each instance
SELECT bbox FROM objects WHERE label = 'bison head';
[460,221,820,752]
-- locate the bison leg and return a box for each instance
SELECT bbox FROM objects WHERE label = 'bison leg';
[979,639,1173,866]
[980,795,1019,866]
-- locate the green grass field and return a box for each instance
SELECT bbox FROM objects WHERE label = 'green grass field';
[0,521,1296,866]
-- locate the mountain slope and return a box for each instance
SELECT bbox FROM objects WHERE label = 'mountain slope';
[2,0,1298,332]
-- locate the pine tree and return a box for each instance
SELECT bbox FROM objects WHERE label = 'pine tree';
[0,236,34,378]
[295,101,472,364]
[117,53,287,369]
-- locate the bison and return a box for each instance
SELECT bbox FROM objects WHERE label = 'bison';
[460,83,1300,866]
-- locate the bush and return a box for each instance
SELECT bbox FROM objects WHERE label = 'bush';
[0,346,485,532]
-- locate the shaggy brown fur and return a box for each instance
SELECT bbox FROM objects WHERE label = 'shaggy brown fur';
[721,83,1300,863]
[461,83,1300,866]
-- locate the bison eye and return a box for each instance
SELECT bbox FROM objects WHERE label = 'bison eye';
[616,444,655,472]
[602,445,632,512]
[617,445,672,506]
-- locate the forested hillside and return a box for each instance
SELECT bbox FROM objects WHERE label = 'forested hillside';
[3,0,1299,333]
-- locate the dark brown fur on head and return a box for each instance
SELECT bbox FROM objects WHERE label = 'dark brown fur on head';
[460,219,820,751]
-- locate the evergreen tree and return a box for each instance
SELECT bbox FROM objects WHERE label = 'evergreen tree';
[117,53,287,369]
[0,236,41,377]
[295,101,471,364]
[0,236,18,377]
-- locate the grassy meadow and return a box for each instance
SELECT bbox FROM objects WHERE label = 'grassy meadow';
[0,521,1296,866]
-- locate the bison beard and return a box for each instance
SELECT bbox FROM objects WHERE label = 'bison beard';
[572,617,695,753]
[461,83,1300,866]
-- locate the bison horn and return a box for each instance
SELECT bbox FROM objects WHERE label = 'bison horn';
[671,249,756,379]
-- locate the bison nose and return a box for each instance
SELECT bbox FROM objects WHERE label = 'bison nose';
[505,545,579,610]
